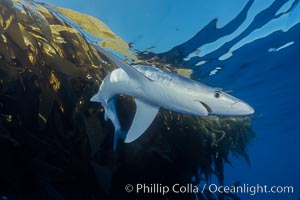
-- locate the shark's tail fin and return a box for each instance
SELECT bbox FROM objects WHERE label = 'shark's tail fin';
[102,96,126,151]
[113,129,126,151]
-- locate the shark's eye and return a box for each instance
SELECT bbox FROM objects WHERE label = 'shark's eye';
[214,91,221,98]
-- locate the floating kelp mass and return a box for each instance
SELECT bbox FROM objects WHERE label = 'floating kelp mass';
[0,0,255,200]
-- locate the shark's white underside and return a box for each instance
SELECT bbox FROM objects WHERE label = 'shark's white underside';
[91,46,254,149]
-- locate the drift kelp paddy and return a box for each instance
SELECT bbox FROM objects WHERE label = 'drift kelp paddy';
[0,0,255,200]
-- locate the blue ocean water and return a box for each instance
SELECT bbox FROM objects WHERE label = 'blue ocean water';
[158,1,300,199]
[42,0,300,199]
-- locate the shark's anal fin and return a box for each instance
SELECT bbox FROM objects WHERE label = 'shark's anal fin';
[124,99,159,143]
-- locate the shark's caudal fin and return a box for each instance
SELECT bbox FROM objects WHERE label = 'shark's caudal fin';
[93,45,152,82]
[91,94,125,151]
[114,129,126,151]
[100,97,124,151]
[124,98,159,143]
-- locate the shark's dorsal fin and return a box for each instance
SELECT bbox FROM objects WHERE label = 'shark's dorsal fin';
[124,98,159,143]
[94,45,152,82]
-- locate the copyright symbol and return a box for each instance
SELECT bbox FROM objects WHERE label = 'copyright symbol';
[125,184,134,193]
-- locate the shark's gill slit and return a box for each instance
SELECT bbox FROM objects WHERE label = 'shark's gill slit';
[199,101,212,113]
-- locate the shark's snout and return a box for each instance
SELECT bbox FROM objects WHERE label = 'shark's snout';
[231,101,255,115]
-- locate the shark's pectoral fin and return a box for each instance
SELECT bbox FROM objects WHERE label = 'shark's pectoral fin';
[124,99,159,143]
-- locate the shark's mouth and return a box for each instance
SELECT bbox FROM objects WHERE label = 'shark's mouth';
[199,101,212,114]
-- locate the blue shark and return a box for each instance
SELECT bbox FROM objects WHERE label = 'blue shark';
[91,46,254,149]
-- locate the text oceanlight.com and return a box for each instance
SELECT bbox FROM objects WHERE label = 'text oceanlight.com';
[124,183,294,196]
